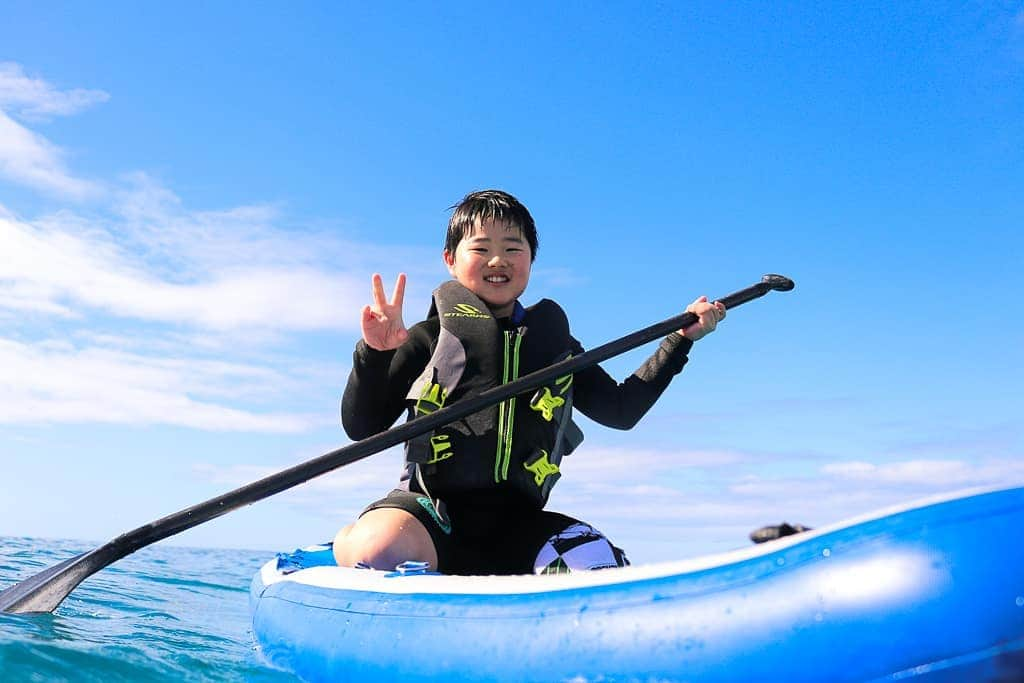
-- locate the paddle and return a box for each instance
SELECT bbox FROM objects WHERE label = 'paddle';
[0,274,794,614]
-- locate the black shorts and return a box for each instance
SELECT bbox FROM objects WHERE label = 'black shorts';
[362,489,619,575]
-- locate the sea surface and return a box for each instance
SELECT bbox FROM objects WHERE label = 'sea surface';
[0,537,296,682]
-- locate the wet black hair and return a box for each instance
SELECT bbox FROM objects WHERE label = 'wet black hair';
[445,189,538,262]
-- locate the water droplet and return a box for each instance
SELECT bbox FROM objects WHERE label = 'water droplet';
[776,557,785,566]
[1015,596,1023,607]
[822,548,831,558]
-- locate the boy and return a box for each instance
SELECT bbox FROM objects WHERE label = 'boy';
[333,190,724,575]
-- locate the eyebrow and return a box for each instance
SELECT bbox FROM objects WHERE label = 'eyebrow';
[466,234,525,244]
[466,236,524,246]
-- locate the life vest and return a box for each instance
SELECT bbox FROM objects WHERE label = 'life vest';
[403,280,583,507]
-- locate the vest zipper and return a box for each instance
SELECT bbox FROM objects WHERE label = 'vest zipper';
[502,331,523,481]
[494,332,510,482]
[494,329,523,482]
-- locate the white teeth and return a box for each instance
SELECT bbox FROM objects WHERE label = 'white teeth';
[485,275,509,283]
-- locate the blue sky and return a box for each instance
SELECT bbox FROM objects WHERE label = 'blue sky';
[1,2,1022,563]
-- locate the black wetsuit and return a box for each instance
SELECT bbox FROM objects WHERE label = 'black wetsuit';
[342,292,694,574]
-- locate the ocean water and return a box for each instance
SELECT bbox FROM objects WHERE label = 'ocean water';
[0,537,296,682]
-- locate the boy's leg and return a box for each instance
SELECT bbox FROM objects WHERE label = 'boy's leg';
[333,489,452,572]
[332,507,438,571]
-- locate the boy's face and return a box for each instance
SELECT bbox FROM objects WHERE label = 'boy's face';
[443,218,532,317]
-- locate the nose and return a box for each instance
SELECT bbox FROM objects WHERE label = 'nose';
[487,254,507,267]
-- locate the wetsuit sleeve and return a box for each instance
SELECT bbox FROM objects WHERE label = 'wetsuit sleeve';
[571,332,694,430]
[341,322,434,440]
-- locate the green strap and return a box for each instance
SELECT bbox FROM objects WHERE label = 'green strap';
[494,330,523,482]
[494,331,511,482]
[501,332,523,480]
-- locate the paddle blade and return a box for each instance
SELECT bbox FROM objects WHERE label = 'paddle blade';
[0,548,108,614]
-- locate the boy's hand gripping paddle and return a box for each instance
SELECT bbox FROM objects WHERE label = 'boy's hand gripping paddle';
[0,274,794,614]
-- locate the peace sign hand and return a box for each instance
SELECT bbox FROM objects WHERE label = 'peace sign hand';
[361,273,409,351]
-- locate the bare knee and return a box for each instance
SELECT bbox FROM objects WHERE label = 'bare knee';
[331,523,354,563]
[333,508,438,571]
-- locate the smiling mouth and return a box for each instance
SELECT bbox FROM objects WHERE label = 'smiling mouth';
[484,274,510,284]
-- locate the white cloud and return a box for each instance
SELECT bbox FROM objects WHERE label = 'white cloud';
[0,170,436,430]
[0,336,322,432]
[0,62,109,120]
[107,173,442,278]
[2,170,442,333]
[0,110,100,199]
[1,205,369,331]
[0,280,76,317]
[0,63,106,197]
[821,458,1024,487]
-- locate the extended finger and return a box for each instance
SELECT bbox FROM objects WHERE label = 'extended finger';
[391,273,407,308]
[371,273,386,309]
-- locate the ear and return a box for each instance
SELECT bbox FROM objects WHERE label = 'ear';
[443,249,457,276]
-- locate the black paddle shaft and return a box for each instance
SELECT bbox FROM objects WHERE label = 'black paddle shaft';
[0,274,794,614]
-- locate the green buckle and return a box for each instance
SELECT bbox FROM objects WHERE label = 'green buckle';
[524,450,560,487]
[415,382,447,416]
[425,434,453,464]
[530,387,565,421]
